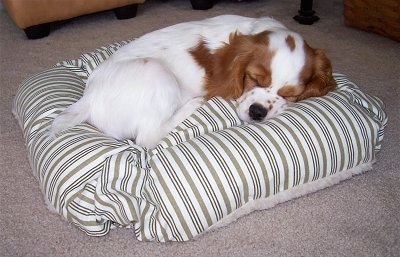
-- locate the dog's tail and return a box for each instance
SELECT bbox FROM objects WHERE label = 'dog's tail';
[48,97,90,138]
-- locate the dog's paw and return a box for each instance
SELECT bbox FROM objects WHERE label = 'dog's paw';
[185,97,205,111]
[46,129,57,140]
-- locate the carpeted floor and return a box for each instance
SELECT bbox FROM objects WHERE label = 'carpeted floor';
[1,0,399,256]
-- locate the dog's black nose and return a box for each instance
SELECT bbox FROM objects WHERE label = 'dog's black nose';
[249,103,268,121]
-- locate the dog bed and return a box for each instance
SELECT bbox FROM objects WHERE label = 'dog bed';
[12,40,387,242]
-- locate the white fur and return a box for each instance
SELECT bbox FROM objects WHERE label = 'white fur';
[235,87,288,123]
[50,15,304,148]
[268,32,306,91]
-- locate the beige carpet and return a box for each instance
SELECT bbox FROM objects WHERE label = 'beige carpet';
[1,0,399,256]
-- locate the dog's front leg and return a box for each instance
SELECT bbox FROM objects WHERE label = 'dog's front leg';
[163,97,204,134]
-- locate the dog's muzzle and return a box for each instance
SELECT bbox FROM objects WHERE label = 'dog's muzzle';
[235,87,288,123]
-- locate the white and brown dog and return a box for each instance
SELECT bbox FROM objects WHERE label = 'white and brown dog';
[50,15,336,148]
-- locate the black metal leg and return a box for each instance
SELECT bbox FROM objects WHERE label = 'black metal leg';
[293,0,320,25]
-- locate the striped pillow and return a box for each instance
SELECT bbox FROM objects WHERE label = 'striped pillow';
[12,41,387,242]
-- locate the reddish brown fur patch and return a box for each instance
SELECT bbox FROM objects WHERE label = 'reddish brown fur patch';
[277,85,305,102]
[245,58,273,91]
[278,40,336,102]
[201,31,274,100]
[189,40,214,80]
[297,42,336,101]
[285,35,296,51]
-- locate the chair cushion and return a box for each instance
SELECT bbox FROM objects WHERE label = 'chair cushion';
[12,40,387,242]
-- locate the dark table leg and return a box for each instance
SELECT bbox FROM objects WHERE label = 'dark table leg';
[293,0,320,25]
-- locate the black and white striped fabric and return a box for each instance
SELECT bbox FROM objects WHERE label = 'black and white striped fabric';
[12,41,387,242]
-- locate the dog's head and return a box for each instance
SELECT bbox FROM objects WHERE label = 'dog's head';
[203,30,336,109]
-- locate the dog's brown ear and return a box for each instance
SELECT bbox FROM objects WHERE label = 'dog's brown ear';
[278,45,336,102]
[203,31,271,100]
[190,34,246,100]
[296,47,337,101]
[203,32,251,100]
